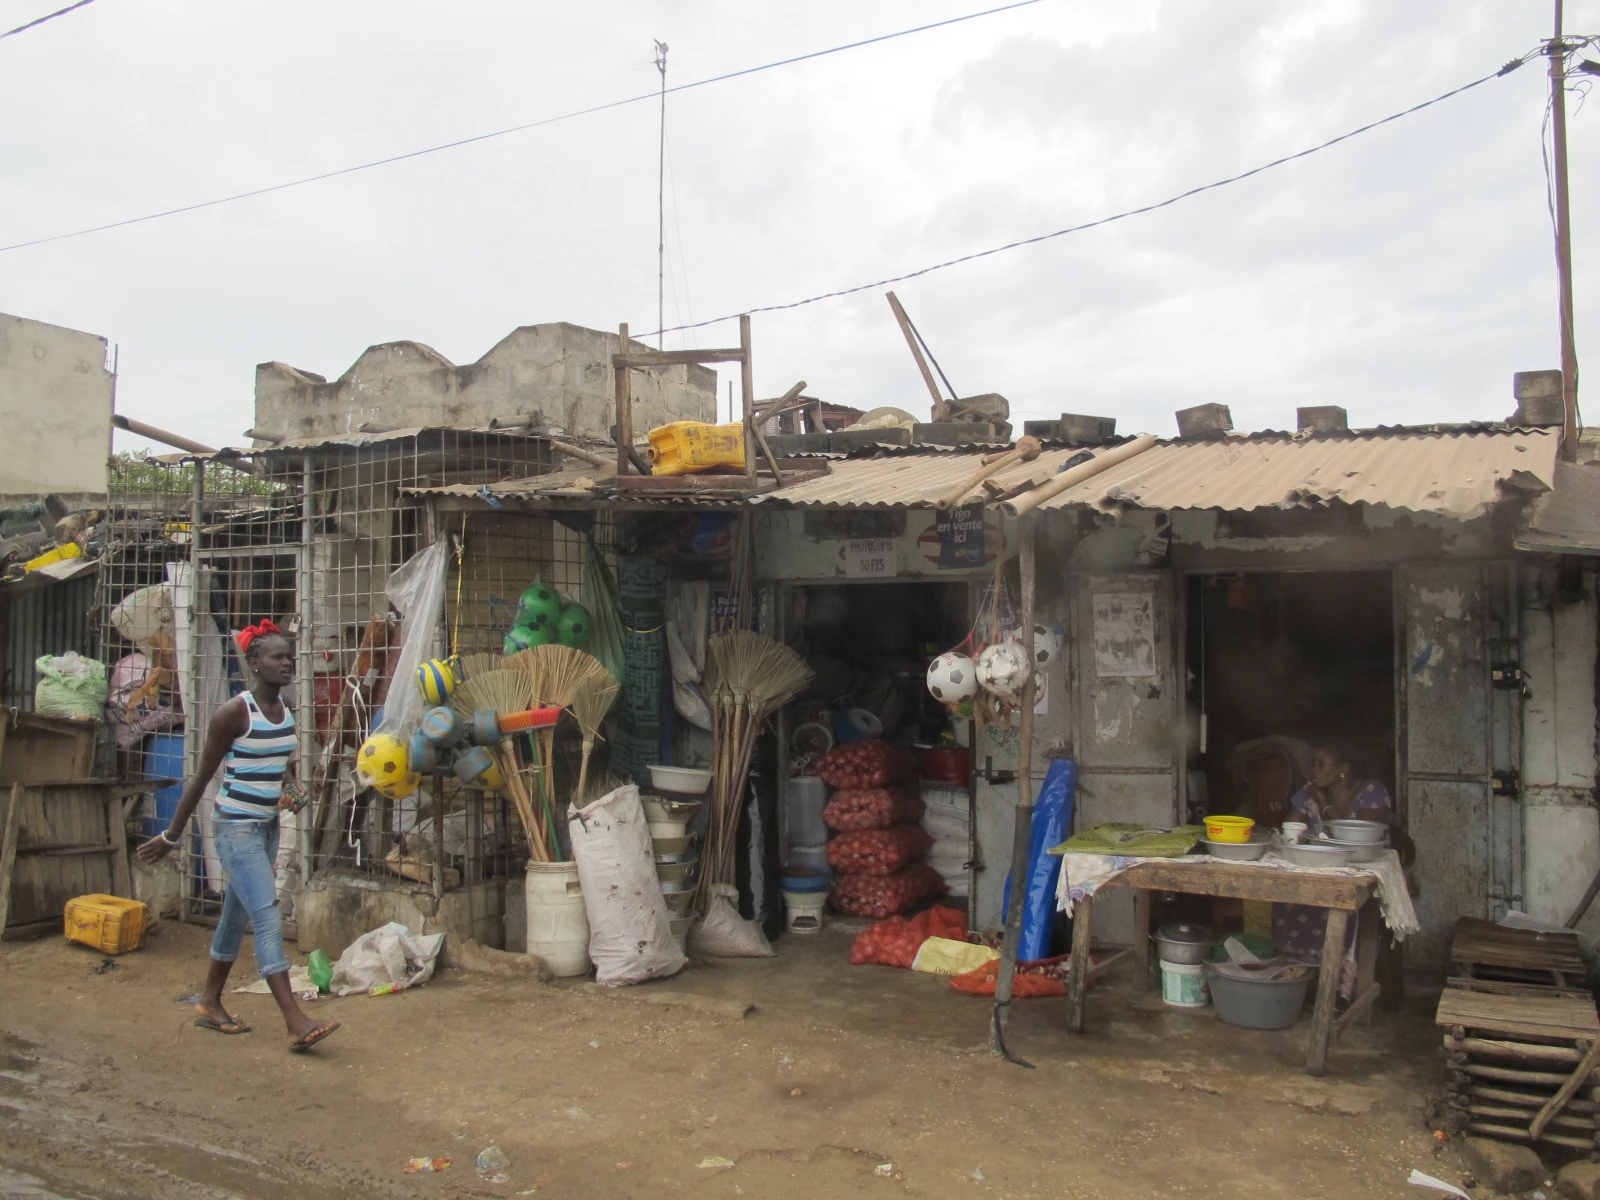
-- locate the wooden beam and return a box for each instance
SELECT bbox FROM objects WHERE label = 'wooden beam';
[548,439,615,470]
[886,291,949,421]
[613,347,746,367]
[740,315,757,486]
[1532,1039,1600,1140]
[753,381,807,425]
[615,324,633,476]
[0,784,19,935]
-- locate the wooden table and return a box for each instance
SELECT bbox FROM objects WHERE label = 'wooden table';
[1063,857,1381,1076]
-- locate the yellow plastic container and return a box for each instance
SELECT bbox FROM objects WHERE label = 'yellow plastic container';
[1203,815,1256,844]
[647,422,746,477]
[64,894,149,955]
[24,541,83,573]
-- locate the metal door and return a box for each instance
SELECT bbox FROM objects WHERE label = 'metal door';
[1064,572,1180,943]
[1399,562,1514,968]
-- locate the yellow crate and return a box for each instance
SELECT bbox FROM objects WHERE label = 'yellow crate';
[647,422,746,477]
[64,894,149,955]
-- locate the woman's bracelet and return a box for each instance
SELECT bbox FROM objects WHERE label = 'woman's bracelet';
[159,829,182,847]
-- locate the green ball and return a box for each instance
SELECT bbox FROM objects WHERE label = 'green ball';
[517,583,563,627]
[525,624,555,648]
[557,603,591,648]
[503,626,536,655]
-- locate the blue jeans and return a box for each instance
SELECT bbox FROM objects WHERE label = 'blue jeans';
[210,817,289,979]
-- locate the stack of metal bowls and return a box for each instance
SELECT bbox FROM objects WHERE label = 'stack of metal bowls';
[1319,818,1390,863]
[644,789,703,950]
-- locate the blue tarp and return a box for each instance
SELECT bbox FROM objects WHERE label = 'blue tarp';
[1002,759,1078,962]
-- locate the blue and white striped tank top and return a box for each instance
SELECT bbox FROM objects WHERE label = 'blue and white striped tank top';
[216,691,297,820]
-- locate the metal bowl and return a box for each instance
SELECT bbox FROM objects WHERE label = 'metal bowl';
[662,886,696,911]
[642,795,702,824]
[1201,836,1269,862]
[655,854,700,883]
[1280,842,1357,868]
[1324,819,1388,844]
[1153,922,1214,965]
[1319,836,1388,864]
[652,834,693,858]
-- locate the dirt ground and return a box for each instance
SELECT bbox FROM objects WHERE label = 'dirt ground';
[0,918,1507,1200]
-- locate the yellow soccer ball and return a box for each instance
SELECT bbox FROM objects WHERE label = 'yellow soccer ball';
[357,733,409,788]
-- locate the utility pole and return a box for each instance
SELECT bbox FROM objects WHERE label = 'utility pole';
[1549,0,1579,460]
[655,39,669,349]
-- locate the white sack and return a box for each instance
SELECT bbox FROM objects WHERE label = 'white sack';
[569,784,685,986]
[330,920,445,996]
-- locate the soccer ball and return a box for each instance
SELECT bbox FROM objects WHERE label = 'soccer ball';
[557,602,592,648]
[977,640,1032,699]
[415,657,456,705]
[375,771,421,801]
[517,582,563,627]
[357,733,410,792]
[1032,624,1057,667]
[926,652,978,704]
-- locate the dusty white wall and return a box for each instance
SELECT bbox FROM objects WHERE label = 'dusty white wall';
[255,322,716,443]
[0,312,113,499]
[1518,563,1600,939]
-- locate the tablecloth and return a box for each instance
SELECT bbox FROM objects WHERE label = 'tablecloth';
[1054,848,1420,939]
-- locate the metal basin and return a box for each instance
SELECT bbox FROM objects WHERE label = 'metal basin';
[1280,842,1356,868]
[1319,836,1387,864]
[1153,922,1214,965]
[1201,836,1269,861]
[1324,819,1388,844]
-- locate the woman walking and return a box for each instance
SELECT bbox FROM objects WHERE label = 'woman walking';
[137,620,338,1051]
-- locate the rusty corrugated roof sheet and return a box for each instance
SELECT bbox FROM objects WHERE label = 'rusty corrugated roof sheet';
[401,427,1561,519]
[761,429,1558,518]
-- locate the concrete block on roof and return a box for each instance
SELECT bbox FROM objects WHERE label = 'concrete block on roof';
[911,422,996,446]
[1024,413,1117,444]
[830,427,912,452]
[1513,370,1566,427]
[1296,406,1348,433]
[1175,403,1233,438]
[768,433,832,456]
[954,393,1010,421]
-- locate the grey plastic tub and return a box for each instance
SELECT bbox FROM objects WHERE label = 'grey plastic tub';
[1205,964,1315,1030]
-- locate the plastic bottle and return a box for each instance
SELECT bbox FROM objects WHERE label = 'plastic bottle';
[307,948,332,994]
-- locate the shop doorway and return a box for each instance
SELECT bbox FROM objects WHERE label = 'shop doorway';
[1185,570,1396,827]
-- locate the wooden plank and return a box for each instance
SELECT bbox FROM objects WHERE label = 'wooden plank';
[1356,902,1380,1025]
[1449,975,1591,1000]
[1458,1101,1593,1132]
[1455,1061,1600,1089]
[0,783,19,934]
[1445,1035,1585,1065]
[1133,888,1152,987]
[1532,1040,1600,1140]
[112,794,138,899]
[616,324,633,477]
[1457,1080,1600,1113]
[1437,988,1600,1040]
[1334,984,1382,1040]
[1107,859,1373,910]
[886,291,949,421]
[1463,1122,1597,1152]
[1452,917,1587,972]
[740,315,756,487]
[1307,907,1351,1076]
[613,347,746,367]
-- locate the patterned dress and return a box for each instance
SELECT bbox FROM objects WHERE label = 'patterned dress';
[1273,780,1392,966]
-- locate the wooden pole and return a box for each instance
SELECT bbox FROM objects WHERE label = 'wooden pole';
[886,291,949,421]
[990,513,1036,1061]
[740,315,757,486]
[616,324,633,476]
[1002,435,1158,518]
[1549,0,1580,461]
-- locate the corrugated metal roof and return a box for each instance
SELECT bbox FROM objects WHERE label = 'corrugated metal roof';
[153,425,553,465]
[400,427,1562,519]
[1516,460,1600,555]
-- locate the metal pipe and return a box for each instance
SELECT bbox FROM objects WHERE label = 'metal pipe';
[1002,434,1158,518]
[111,413,216,456]
[298,453,316,882]
[1549,0,1580,461]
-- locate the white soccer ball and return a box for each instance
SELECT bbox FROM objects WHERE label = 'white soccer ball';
[1032,624,1057,667]
[977,640,1032,699]
[926,652,978,704]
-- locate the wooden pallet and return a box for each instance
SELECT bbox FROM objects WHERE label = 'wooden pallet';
[1449,917,1589,996]
[1437,984,1600,1154]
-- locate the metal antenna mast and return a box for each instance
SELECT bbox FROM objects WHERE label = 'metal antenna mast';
[655,39,669,349]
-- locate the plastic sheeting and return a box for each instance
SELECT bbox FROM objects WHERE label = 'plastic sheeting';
[372,539,450,742]
[1002,759,1077,962]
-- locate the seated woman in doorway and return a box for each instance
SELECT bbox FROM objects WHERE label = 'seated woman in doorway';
[1275,742,1411,976]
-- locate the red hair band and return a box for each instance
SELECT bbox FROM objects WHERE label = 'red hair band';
[236,619,283,654]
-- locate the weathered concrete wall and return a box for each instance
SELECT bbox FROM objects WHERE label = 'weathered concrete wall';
[1518,563,1600,940]
[295,870,506,962]
[0,312,113,500]
[255,323,717,443]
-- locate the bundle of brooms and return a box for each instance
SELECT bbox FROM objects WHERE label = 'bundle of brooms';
[450,645,618,862]
[699,631,812,906]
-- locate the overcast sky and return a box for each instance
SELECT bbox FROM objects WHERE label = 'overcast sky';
[2,0,1596,452]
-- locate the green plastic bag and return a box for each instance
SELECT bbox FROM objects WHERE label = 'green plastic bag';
[34,652,108,720]
[307,948,333,994]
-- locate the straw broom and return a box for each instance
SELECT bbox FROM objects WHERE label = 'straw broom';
[514,645,615,853]
[699,632,812,903]
[451,667,550,861]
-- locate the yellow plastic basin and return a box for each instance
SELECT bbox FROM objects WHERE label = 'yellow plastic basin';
[1203,815,1256,844]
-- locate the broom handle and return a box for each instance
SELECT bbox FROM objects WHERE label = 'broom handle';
[495,743,546,862]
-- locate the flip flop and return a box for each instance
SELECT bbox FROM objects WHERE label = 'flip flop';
[194,1015,252,1035]
[288,1020,340,1052]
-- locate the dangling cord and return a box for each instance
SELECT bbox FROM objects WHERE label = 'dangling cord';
[450,513,467,657]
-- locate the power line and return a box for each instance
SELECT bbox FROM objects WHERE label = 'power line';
[0,0,1047,254]
[2,0,96,39]
[644,51,1540,338]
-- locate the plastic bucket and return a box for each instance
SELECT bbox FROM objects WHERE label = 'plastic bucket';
[143,732,186,838]
[1160,960,1208,1008]
[525,861,590,977]
[783,889,828,935]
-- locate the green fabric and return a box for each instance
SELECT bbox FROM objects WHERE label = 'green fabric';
[1049,823,1203,858]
